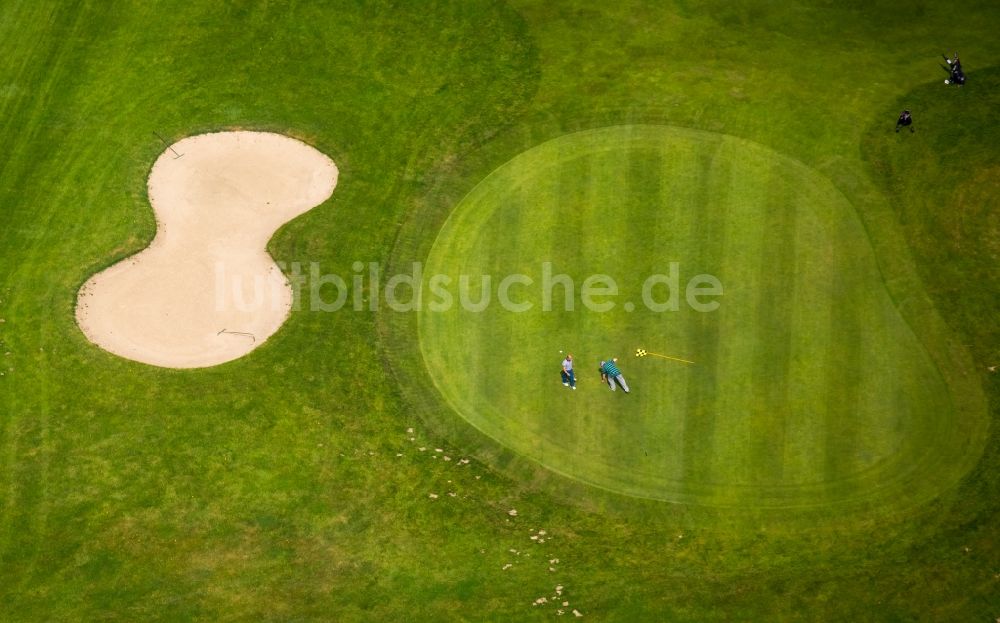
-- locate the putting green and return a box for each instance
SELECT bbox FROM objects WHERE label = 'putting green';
[418,125,984,511]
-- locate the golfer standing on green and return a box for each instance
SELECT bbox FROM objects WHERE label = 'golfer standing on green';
[561,354,576,389]
[600,358,630,393]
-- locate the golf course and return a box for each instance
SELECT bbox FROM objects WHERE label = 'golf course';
[2,1,999,620]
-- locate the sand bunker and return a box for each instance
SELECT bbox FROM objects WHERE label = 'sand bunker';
[76,131,338,368]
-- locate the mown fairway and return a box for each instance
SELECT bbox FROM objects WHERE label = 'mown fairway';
[1,1,999,621]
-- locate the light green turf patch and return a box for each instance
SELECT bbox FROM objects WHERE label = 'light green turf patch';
[418,125,986,510]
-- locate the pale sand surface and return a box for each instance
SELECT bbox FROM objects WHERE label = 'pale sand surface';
[76,131,338,368]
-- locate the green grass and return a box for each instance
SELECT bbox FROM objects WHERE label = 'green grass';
[0,1,998,621]
[417,124,986,512]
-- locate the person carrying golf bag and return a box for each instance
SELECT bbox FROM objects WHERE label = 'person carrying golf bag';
[942,53,966,86]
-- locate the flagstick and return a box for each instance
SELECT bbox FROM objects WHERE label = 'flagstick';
[635,349,695,365]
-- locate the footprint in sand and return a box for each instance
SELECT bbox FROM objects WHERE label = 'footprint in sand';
[76,131,338,368]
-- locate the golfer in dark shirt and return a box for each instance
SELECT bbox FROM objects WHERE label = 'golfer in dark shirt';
[895,110,914,133]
